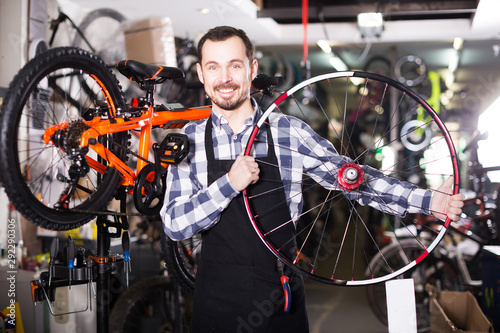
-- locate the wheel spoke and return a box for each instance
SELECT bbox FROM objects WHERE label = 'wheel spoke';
[244,71,459,285]
[0,48,126,229]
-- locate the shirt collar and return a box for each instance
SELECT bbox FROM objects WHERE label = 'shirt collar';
[210,98,262,130]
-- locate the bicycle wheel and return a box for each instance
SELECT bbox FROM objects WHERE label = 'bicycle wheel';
[363,55,391,78]
[72,8,138,100]
[109,275,188,333]
[161,231,201,294]
[243,71,460,285]
[0,47,127,230]
[366,238,463,332]
[72,8,126,65]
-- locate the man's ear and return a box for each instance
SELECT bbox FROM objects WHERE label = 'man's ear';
[250,58,258,81]
[196,63,204,84]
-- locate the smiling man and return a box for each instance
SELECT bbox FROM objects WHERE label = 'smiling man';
[161,26,310,332]
[160,25,464,332]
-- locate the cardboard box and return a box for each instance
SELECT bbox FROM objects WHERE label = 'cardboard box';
[123,17,177,66]
[481,245,500,330]
[426,284,494,333]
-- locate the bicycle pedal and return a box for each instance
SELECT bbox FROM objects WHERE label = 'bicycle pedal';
[158,133,189,164]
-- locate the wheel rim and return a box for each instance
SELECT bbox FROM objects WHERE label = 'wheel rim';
[173,235,202,287]
[6,51,125,227]
[243,71,460,285]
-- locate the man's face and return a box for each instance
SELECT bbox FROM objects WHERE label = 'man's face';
[197,36,257,111]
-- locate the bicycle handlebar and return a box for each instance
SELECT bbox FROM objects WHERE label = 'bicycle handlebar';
[252,73,284,89]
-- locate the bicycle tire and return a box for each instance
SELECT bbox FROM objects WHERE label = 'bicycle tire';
[109,275,186,333]
[363,55,391,77]
[156,61,201,107]
[257,50,296,91]
[243,71,460,285]
[160,230,200,294]
[72,8,126,65]
[71,8,138,101]
[0,47,127,230]
[366,238,463,332]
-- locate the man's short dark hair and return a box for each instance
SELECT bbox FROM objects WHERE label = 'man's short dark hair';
[197,26,254,63]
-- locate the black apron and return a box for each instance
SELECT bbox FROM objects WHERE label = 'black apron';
[190,117,309,333]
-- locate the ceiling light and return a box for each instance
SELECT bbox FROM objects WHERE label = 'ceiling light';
[329,56,348,71]
[453,37,464,50]
[199,8,211,14]
[448,50,460,73]
[317,40,332,54]
[492,44,499,57]
[445,72,455,88]
[357,12,384,39]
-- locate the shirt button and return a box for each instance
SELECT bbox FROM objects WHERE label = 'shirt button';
[233,135,238,140]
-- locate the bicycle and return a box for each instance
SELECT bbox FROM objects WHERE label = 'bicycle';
[0,46,209,230]
[0,42,460,297]
[365,130,500,332]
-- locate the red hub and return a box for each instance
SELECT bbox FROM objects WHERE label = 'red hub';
[337,163,364,191]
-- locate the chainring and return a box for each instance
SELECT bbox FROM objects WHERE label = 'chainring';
[133,163,167,215]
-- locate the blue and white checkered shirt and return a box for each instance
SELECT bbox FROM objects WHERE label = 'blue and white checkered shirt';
[161,103,433,241]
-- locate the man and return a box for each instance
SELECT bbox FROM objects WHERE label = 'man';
[161,26,464,332]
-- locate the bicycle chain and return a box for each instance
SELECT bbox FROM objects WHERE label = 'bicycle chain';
[109,135,153,165]
[68,208,146,217]
[61,133,157,218]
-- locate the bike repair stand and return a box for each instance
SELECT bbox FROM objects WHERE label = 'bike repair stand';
[95,210,130,333]
[30,193,130,333]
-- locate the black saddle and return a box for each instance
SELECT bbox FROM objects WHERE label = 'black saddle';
[116,60,184,85]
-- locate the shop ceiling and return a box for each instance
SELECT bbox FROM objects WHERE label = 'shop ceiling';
[60,0,500,118]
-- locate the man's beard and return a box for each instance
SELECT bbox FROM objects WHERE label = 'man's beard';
[209,83,248,111]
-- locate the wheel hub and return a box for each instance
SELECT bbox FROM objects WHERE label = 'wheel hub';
[337,163,364,190]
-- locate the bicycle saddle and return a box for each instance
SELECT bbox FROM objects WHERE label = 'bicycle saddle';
[116,60,184,85]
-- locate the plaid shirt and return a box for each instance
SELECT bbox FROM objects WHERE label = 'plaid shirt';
[161,103,433,240]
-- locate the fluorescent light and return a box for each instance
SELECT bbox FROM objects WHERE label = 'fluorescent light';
[445,72,455,88]
[448,50,460,73]
[317,40,332,54]
[453,37,463,50]
[318,41,348,71]
[329,56,348,71]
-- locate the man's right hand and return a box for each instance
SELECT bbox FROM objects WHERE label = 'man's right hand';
[228,151,260,192]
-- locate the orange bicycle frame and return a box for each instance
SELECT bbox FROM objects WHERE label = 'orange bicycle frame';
[43,104,211,187]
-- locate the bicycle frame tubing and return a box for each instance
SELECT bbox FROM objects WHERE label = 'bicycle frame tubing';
[42,102,211,187]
